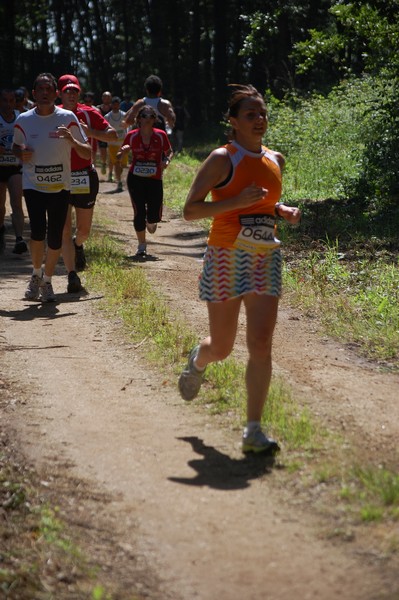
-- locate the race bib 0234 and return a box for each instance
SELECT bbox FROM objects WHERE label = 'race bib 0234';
[71,169,90,194]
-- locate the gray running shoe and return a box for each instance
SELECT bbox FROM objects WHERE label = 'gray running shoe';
[24,274,42,300]
[178,345,204,401]
[242,426,280,455]
[40,281,56,303]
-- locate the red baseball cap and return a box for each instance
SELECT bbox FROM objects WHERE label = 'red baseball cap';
[58,74,81,92]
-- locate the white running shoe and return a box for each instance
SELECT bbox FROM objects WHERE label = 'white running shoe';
[40,281,56,303]
[24,274,42,300]
[178,346,204,401]
[242,426,280,455]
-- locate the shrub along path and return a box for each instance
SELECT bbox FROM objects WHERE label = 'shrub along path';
[1,180,398,599]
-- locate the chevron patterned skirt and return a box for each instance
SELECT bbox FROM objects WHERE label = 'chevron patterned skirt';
[199,245,282,302]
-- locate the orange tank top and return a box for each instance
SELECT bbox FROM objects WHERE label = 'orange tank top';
[207,141,282,248]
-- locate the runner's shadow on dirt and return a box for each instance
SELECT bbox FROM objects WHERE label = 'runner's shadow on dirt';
[54,292,103,303]
[174,230,206,241]
[103,189,124,195]
[0,293,102,321]
[168,436,277,490]
[153,238,205,259]
[0,304,75,321]
[126,253,160,263]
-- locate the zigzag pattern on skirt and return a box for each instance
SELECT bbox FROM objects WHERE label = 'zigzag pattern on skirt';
[199,246,282,302]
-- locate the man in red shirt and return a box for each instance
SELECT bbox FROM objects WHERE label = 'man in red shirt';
[58,74,117,292]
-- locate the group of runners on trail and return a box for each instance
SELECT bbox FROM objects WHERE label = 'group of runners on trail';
[5,72,301,455]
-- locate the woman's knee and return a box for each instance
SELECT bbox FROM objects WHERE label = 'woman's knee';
[247,334,273,362]
[207,341,234,362]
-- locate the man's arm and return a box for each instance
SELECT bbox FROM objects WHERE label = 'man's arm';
[124,98,145,126]
[82,122,118,143]
[159,99,176,129]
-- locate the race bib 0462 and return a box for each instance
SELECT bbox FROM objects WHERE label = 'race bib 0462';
[34,164,64,192]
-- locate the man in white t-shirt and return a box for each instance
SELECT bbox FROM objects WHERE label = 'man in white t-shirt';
[104,96,128,192]
[12,72,91,302]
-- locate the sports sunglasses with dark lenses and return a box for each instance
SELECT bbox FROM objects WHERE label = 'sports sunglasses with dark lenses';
[140,113,156,119]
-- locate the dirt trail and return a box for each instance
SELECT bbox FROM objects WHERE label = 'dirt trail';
[1,182,398,599]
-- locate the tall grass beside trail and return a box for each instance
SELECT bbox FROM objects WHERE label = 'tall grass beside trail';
[265,77,379,202]
[163,153,200,215]
[283,241,399,364]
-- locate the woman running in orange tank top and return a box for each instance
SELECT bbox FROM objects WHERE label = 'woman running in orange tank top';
[178,83,301,455]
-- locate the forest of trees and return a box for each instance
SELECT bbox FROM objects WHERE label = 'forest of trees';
[1,0,398,127]
[1,0,398,203]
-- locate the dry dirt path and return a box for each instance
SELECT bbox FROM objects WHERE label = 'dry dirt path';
[1,181,399,599]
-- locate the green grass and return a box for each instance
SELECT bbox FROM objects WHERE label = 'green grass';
[266,78,379,202]
[163,153,202,215]
[283,239,399,363]
[339,466,399,523]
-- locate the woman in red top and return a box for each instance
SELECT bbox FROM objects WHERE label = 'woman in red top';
[178,84,301,455]
[117,105,173,258]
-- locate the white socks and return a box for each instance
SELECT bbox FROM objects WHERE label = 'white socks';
[244,421,261,435]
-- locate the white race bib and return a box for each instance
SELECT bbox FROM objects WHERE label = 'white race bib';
[133,161,157,177]
[0,152,18,166]
[71,169,90,194]
[34,164,64,192]
[233,214,281,252]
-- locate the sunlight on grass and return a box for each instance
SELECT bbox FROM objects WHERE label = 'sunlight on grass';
[339,466,399,523]
[283,241,399,363]
[163,154,201,215]
[266,79,373,201]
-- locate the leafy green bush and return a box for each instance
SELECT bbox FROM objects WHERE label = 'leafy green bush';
[265,75,399,212]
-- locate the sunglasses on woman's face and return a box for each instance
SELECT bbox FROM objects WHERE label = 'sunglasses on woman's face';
[141,113,155,119]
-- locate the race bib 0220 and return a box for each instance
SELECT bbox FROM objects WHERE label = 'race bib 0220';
[133,161,157,177]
